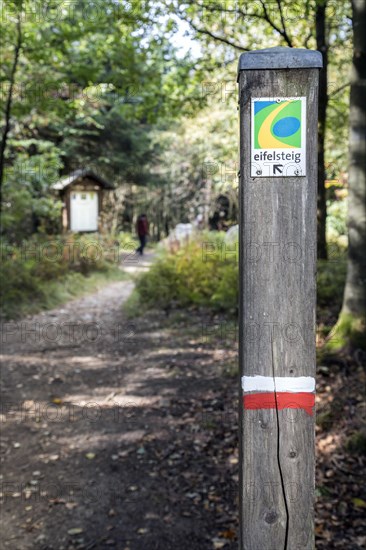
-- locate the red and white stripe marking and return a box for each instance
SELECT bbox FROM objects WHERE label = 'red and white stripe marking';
[242,375,315,416]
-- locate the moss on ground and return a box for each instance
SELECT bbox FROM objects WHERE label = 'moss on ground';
[324,311,366,352]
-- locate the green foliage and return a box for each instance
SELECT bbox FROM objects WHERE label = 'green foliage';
[1,0,354,246]
[2,147,63,242]
[135,253,179,309]
[131,234,349,317]
[317,259,347,308]
[116,231,138,249]
[131,233,238,313]
[1,0,200,244]
[326,197,348,261]
[0,234,124,318]
[61,107,159,187]
[151,98,239,232]
[326,199,348,240]
[0,1,359,329]
[325,311,366,351]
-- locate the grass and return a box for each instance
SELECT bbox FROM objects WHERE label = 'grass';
[1,265,128,320]
[0,234,131,319]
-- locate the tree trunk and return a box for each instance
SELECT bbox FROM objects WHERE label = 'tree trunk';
[316,0,328,259]
[0,16,22,214]
[332,0,366,349]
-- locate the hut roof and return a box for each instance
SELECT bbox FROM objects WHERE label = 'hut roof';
[52,169,114,191]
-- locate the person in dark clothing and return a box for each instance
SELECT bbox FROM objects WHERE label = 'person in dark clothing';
[136,214,149,255]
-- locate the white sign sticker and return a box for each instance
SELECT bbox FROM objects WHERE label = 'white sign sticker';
[251,97,306,178]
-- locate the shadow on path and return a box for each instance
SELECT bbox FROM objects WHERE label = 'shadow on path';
[1,248,239,550]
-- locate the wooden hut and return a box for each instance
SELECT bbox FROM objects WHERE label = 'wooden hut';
[52,169,114,232]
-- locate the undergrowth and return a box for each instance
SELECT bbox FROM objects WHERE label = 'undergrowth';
[0,234,127,319]
[127,233,348,321]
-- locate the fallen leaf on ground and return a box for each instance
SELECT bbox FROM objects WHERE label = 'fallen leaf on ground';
[67,527,84,535]
[85,452,96,460]
[51,398,63,405]
[352,498,366,508]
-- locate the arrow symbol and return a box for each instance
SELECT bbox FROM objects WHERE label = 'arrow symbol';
[273,164,283,175]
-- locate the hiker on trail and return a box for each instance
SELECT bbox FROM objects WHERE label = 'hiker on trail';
[136,213,149,255]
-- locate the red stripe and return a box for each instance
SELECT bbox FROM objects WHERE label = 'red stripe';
[243,392,315,416]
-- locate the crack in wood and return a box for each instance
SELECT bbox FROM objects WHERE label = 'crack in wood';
[271,337,289,550]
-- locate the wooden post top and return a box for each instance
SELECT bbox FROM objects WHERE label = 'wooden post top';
[237,47,323,79]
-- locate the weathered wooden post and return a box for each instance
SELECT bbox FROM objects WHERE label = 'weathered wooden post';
[237,47,322,549]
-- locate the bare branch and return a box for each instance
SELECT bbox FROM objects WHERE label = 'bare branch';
[180,13,250,51]
[328,82,350,97]
[276,0,293,47]
[259,0,293,47]
[181,0,294,48]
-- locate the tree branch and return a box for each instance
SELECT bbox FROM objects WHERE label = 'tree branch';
[276,0,293,47]
[0,14,22,214]
[328,82,350,97]
[181,0,294,48]
[259,0,293,47]
[180,13,250,51]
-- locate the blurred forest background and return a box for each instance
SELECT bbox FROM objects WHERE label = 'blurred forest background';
[1,1,366,549]
[0,0,365,398]
[1,0,352,238]
[1,0,364,347]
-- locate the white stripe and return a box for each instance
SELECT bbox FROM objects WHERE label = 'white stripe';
[242,375,315,393]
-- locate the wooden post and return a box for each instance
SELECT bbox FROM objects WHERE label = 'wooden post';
[238,47,322,549]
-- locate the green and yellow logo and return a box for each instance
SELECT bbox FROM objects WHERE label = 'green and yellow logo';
[254,100,302,149]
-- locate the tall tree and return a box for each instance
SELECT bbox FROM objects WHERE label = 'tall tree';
[0,11,22,214]
[316,0,329,259]
[333,0,366,349]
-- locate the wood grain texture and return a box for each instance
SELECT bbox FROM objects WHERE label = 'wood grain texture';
[238,68,319,550]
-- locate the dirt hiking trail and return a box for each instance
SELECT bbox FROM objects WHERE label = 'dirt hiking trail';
[1,251,364,549]
[1,251,239,550]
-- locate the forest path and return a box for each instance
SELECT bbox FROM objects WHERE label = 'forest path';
[1,249,364,550]
[1,249,239,550]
